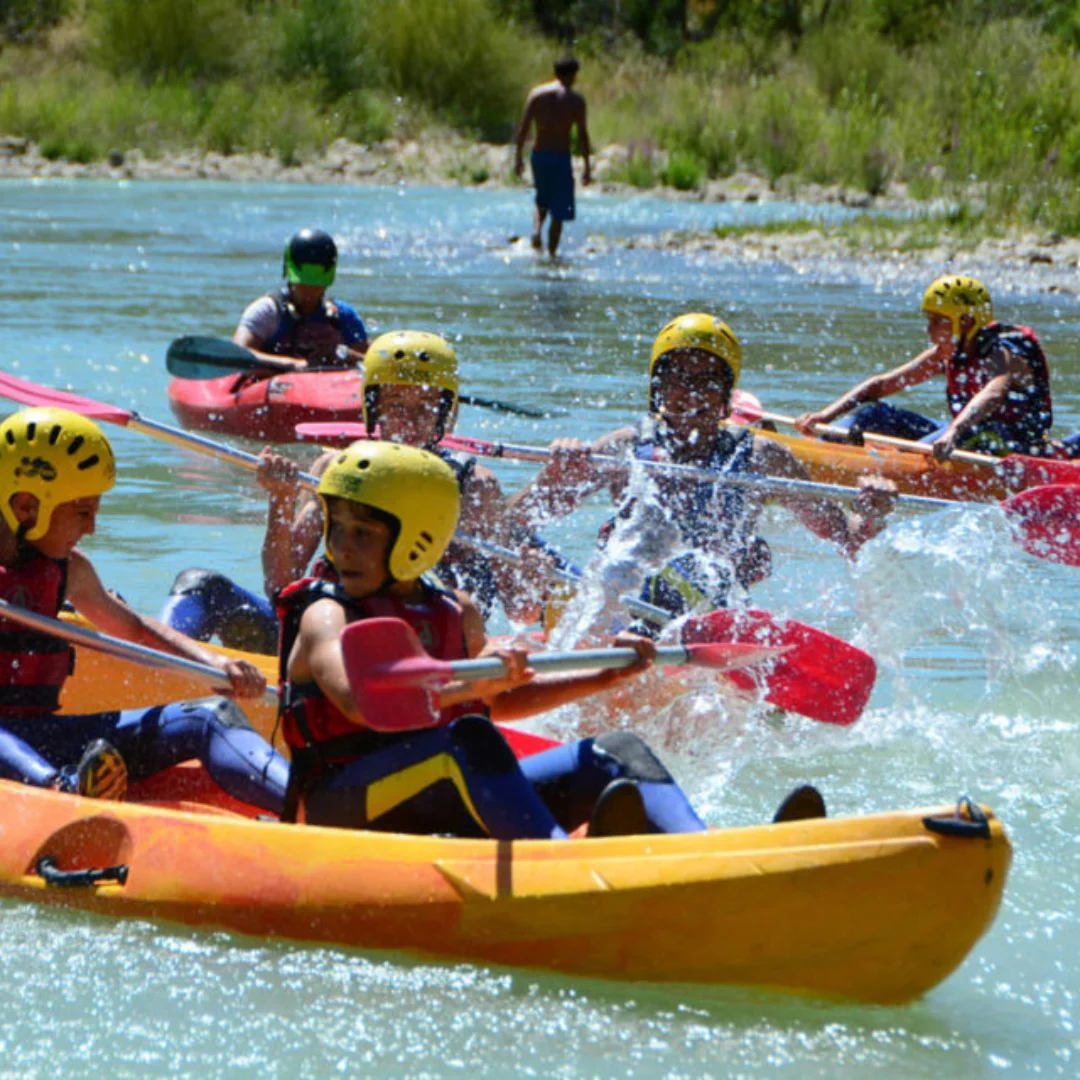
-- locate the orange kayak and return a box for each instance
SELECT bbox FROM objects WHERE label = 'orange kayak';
[752,427,1080,502]
[0,768,1009,1002]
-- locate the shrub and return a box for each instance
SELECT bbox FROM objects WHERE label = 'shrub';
[90,0,243,80]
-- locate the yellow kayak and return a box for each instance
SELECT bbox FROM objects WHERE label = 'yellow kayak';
[59,617,279,736]
[752,426,1080,501]
[0,768,1009,1003]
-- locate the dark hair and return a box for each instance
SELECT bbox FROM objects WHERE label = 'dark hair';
[554,56,579,79]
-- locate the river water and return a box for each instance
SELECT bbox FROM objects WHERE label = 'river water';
[0,179,1078,1078]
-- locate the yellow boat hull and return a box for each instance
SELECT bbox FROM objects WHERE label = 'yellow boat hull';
[0,771,1010,1003]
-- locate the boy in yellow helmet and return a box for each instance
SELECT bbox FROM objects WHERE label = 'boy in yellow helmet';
[161,330,550,649]
[795,275,1055,460]
[0,408,288,809]
[278,439,710,837]
[509,314,895,623]
[260,331,547,617]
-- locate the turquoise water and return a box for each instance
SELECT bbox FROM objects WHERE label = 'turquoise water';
[1,179,1079,1078]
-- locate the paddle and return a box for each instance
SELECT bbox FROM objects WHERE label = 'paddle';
[0,600,562,759]
[463,537,877,725]
[0,598,278,703]
[313,424,1077,566]
[339,617,785,731]
[730,391,1080,485]
[166,335,556,419]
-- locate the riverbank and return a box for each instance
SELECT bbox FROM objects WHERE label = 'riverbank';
[3,131,1078,297]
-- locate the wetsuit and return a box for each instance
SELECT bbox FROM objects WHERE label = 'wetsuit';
[599,422,770,623]
[0,542,288,812]
[836,323,1054,456]
[278,564,705,836]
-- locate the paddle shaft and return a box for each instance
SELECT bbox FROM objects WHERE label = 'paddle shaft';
[0,599,278,703]
[439,434,957,509]
[443,645,699,683]
[755,407,1003,467]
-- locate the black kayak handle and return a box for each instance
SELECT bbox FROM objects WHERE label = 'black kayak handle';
[36,856,129,888]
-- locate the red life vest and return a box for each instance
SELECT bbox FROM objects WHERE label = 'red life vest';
[0,548,74,718]
[276,562,484,761]
[946,322,1053,444]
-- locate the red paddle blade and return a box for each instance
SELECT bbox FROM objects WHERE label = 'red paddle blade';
[0,372,134,426]
[681,609,876,726]
[340,618,455,732]
[1003,484,1080,566]
[294,421,371,446]
[727,390,763,426]
[500,726,561,758]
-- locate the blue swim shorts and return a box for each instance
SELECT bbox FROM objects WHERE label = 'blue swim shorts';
[531,150,575,222]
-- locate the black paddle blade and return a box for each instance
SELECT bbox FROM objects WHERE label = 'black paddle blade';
[458,393,563,419]
[166,336,285,380]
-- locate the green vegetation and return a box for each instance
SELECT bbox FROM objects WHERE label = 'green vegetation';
[3,1,1080,233]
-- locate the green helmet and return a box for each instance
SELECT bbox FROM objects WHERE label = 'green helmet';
[283,229,337,287]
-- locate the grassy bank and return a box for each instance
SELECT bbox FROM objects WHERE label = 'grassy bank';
[3,1,1080,235]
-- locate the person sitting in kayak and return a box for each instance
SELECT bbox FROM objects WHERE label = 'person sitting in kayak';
[794,275,1056,461]
[159,330,552,652]
[0,407,289,810]
[233,228,369,372]
[507,313,896,623]
[279,438,710,838]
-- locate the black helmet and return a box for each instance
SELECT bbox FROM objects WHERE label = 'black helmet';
[283,228,337,287]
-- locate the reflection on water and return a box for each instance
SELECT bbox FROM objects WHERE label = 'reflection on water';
[0,179,1078,1077]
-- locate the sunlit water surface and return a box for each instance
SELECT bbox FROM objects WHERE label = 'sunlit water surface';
[0,180,1078,1078]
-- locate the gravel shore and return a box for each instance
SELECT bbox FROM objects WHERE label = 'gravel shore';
[3,132,1078,298]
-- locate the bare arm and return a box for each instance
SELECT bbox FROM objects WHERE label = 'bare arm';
[514,93,537,175]
[795,347,946,431]
[505,428,634,528]
[931,343,1028,460]
[576,96,591,184]
[260,449,330,598]
[232,324,307,372]
[751,437,896,558]
[66,552,266,697]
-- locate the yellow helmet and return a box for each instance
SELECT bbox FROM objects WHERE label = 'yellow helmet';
[649,314,742,411]
[0,408,116,541]
[920,275,993,340]
[362,330,460,438]
[317,440,460,580]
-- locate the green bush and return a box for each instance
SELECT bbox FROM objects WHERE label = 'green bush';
[372,0,535,139]
[90,0,243,80]
[662,151,704,190]
[261,0,381,101]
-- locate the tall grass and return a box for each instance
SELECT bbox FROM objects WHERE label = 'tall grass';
[5,1,1080,235]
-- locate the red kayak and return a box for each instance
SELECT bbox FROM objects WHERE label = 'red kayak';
[167,370,364,442]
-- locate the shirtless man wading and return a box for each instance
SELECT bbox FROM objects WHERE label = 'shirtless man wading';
[514,56,592,257]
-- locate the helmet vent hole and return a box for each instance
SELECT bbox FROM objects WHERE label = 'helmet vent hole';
[417,351,429,362]
[4,430,14,445]
[394,350,405,360]
[68,435,84,455]
[356,459,370,471]
[25,422,36,441]
[77,455,100,471]
[48,425,62,446]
